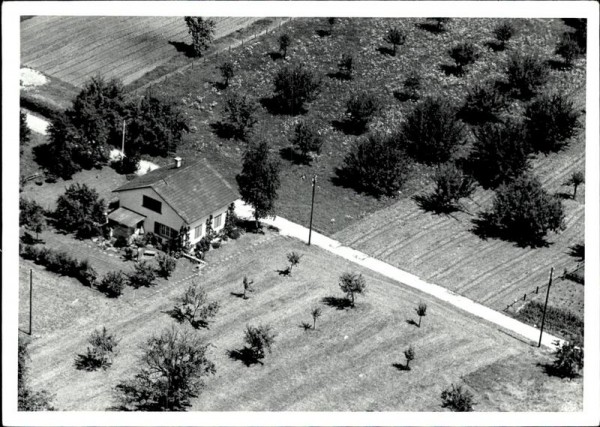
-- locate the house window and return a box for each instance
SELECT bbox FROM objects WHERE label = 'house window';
[213,213,222,228]
[142,195,162,214]
[194,225,202,239]
[154,221,175,239]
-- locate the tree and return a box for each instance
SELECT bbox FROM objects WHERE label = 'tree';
[339,272,366,307]
[474,174,565,247]
[236,140,281,230]
[20,198,46,241]
[39,112,82,179]
[272,65,321,114]
[128,261,157,288]
[311,307,322,330]
[54,183,106,238]
[75,327,119,371]
[327,17,337,34]
[344,91,381,135]
[287,251,302,274]
[562,19,586,53]
[336,53,354,80]
[441,384,475,412]
[555,32,581,68]
[338,132,410,197]
[551,337,583,379]
[127,95,189,156]
[416,302,427,327]
[415,162,476,214]
[564,171,584,200]
[466,120,531,189]
[506,53,549,100]
[218,61,234,88]
[184,17,216,57]
[278,33,291,59]
[20,110,31,146]
[115,327,216,411]
[493,22,515,50]
[384,27,406,56]
[404,345,415,370]
[223,203,240,238]
[448,42,478,74]
[459,82,506,125]
[171,283,220,329]
[242,276,254,299]
[220,93,259,141]
[18,337,55,411]
[394,72,421,102]
[428,18,451,32]
[97,271,126,298]
[156,253,177,278]
[524,93,581,154]
[291,120,324,162]
[401,97,465,165]
[244,324,276,363]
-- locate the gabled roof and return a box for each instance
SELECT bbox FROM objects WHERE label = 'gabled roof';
[114,158,239,224]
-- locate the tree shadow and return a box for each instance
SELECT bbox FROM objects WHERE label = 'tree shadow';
[276,267,292,277]
[316,29,331,37]
[536,362,580,380]
[406,319,419,327]
[413,194,459,215]
[213,80,228,91]
[279,146,310,165]
[471,216,551,248]
[168,41,195,58]
[440,64,463,76]
[300,321,312,331]
[554,191,574,200]
[376,46,395,56]
[416,22,445,34]
[485,40,505,52]
[260,96,306,116]
[209,121,237,140]
[20,232,39,245]
[392,362,409,371]
[568,243,584,261]
[331,119,366,136]
[236,219,264,234]
[230,291,246,299]
[74,351,104,371]
[330,167,383,199]
[228,347,263,366]
[267,51,283,61]
[321,296,352,310]
[393,90,419,102]
[547,59,571,71]
[327,71,351,81]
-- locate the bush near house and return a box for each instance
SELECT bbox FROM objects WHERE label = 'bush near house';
[54,183,107,239]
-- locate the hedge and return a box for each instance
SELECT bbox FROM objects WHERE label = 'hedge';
[20,244,97,287]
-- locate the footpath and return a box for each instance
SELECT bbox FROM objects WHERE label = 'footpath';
[234,201,563,350]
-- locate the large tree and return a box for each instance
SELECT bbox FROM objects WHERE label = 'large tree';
[115,327,216,411]
[184,17,216,57]
[20,110,31,146]
[54,183,106,238]
[19,197,46,240]
[236,140,281,230]
[272,65,321,114]
[339,272,366,307]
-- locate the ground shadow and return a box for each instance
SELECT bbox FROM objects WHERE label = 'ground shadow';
[228,347,263,366]
[327,71,351,81]
[267,51,283,61]
[568,243,584,261]
[279,147,310,165]
[548,59,571,71]
[440,63,463,76]
[485,40,506,52]
[168,41,195,58]
[416,22,446,34]
[236,219,264,234]
[413,194,458,215]
[212,80,228,91]
[230,292,247,299]
[209,121,237,140]
[471,216,551,249]
[392,362,410,371]
[406,319,419,327]
[300,322,313,331]
[260,96,306,116]
[276,267,291,277]
[393,90,419,102]
[331,119,366,136]
[164,307,212,329]
[330,167,382,199]
[316,29,331,37]
[554,191,574,200]
[376,46,395,56]
[74,352,103,371]
[536,362,580,380]
[322,296,352,310]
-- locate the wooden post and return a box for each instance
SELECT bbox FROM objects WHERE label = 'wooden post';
[523,293,526,301]
[308,175,317,245]
[29,269,33,336]
[538,267,554,348]
[536,286,539,294]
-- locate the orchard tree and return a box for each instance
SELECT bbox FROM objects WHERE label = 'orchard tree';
[467,120,531,189]
[402,97,465,165]
[272,65,321,114]
[416,302,427,327]
[244,324,277,363]
[171,283,220,329]
[220,93,259,141]
[441,384,476,412]
[492,22,515,50]
[524,93,580,154]
[394,73,421,102]
[339,132,410,198]
[242,276,254,299]
[75,327,119,371]
[291,120,324,162]
[327,17,337,34]
[156,253,177,278]
[448,42,478,74]
[459,82,507,125]
[555,33,581,67]
[311,307,322,330]
[564,171,585,200]
[20,197,46,241]
[236,140,281,230]
[551,337,583,379]
[97,271,127,298]
[115,327,216,411]
[474,174,565,247]
[384,27,406,56]
[339,272,366,307]
[344,91,381,135]
[506,53,549,100]
[218,61,235,88]
[128,261,157,288]
[286,251,302,274]
[54,183,106,238]
[415,162,476,214]
[184,17,216,57]
[428,18,451,32]
[337,53,354,80]
[404,345,415,370]
[278,34,291,59]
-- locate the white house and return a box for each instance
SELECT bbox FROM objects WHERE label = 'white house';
[108,157,239,246]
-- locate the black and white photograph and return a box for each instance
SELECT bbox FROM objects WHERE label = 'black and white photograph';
[3,1,599,425]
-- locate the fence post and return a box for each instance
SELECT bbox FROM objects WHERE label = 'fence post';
[523,293,526,301]
[536,286,539,294]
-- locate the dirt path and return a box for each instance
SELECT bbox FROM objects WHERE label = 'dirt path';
[234,201,564,349]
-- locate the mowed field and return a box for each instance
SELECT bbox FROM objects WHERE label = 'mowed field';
[21,16,260,87]
[20,232,581,411]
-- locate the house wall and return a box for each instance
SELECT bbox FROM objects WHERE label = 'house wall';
[117,188,185,239]
[188,203,230,245]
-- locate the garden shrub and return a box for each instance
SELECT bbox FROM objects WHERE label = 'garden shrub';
[401,97,465,165]
[414,162,476,214]
[97,271,127,298]
[54,183,106,239]
[156,253,177,279]
[492,22,515,50]
[291,120,324,161]
[505,53,549,99]
[448,42,478,74]
[75,327,119,371]
[128,261,156,288]
[211,241,221,249]
[343,91,381,135]
[524,93,581,154]
[393,73,421,102]
[195,237,211,258]
[459,82,506,125]
[441,384,475,412]
[272,65,321,115]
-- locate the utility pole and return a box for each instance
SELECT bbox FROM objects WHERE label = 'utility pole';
[308,175,317,246]
[121,120,126,157]
[29,269,33,336]
[538,267,554,348]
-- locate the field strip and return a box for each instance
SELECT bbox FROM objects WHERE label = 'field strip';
[234,201,563,349]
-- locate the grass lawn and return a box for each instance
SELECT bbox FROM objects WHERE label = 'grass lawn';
[19,128,47,180]
[21,232,581,411]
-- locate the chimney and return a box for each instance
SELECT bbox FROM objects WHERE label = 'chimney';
[174,157,182,168]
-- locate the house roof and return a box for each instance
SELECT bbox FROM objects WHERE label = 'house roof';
[113,158,239,224]
[108,207,146,228]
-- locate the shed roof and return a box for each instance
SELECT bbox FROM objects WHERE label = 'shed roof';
[114,158,239,224]
[108,207,146,228]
